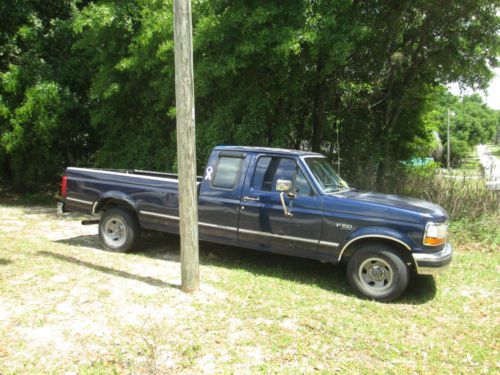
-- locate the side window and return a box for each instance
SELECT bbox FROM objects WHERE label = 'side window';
[251,156,312,195]
[212,156,243,190]
[294,168,313,196]
[252,157,296,192]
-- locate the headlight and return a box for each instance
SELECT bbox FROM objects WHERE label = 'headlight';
[423,222,448,246]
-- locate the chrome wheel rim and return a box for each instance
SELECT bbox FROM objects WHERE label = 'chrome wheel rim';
[103,217,127,247]
[358,257,394,295]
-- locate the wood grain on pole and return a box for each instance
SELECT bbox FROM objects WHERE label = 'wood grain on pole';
[173,0,199,292]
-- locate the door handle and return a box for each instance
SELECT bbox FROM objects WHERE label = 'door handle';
[242,196,260,202]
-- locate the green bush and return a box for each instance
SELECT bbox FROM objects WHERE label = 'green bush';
[1,82,78,190]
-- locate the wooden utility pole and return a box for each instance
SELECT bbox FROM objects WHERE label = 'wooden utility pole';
[173,0,199,292]
[447,109,450,170]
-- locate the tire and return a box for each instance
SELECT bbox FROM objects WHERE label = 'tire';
[98,207,140,252]
[346,245,409,302]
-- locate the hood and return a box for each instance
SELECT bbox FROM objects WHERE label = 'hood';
[334,190,448,222]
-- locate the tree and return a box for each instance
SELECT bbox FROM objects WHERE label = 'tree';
[338,0,499,184]
[0,0,498,190]
[422,87,500,167]
[0,0,95,190]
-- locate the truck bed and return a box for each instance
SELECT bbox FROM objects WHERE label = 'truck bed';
[63,167,202,232]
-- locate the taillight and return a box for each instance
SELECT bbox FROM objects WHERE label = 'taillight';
[61,176,67,197]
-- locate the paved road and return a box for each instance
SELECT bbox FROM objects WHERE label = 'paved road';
[476,144,500,190]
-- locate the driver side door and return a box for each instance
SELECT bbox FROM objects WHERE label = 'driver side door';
[238,155,323,259]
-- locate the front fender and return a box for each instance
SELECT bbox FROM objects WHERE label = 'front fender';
[337,226,415,262]
[93,191,138,213]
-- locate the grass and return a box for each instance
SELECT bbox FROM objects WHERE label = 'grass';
[450,212,500,252]
[459,148,482,171]
[0,197,499,374]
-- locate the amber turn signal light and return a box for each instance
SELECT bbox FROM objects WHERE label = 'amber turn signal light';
[423,236,446,246]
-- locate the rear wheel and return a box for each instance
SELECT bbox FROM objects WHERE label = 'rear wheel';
[99,207,140,252]
[346,245,409,302]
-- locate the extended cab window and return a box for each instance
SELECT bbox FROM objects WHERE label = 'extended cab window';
[252,156,313,195]
[212,156,243,190]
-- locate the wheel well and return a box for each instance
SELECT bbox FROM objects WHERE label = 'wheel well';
[95,198,136,215]
[340,237,414,268]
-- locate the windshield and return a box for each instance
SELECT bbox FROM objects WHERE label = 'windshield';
[304,157,349,193]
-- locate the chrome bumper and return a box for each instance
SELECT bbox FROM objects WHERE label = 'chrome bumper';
[413,242,453,275]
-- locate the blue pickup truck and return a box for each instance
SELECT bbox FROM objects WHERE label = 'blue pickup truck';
[59,146,452,301]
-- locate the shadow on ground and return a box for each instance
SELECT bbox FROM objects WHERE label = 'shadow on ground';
[54,231,436,304]
[37,250,179,289]
[56,234,102,249]
[0,194,88,221]
[0,258,12,265]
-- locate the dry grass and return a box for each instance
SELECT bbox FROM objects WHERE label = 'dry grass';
[0,198,499,374]
[374,166,500,220]
[399,170,499,219]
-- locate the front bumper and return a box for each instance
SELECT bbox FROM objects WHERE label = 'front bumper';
[413,242,453,275]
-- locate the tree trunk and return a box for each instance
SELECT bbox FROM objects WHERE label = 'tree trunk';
[376,136,392,190]
[293,105,308,149]
[266,117,273,145]
[312,55,326,152]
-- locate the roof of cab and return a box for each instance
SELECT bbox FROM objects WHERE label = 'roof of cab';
[213,145,322,157]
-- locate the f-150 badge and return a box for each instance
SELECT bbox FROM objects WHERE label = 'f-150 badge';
[336,223,353,230]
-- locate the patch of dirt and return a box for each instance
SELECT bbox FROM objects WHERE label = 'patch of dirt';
[0,203,229,373]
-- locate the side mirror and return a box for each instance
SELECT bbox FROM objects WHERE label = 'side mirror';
[276,179,292,192]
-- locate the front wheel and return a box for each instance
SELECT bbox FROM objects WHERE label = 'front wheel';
[99,207,140,252]
[346,245,409,302]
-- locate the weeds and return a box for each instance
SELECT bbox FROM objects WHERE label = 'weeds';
[135,320,166,374]
[450,212,500,252]
[372,164,499,220]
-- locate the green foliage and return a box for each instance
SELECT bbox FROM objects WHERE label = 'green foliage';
[0,0,499,190]
[73,0,177,170]
[0,0,95,191]
[2,82,69,186]
[421,87,500,167]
